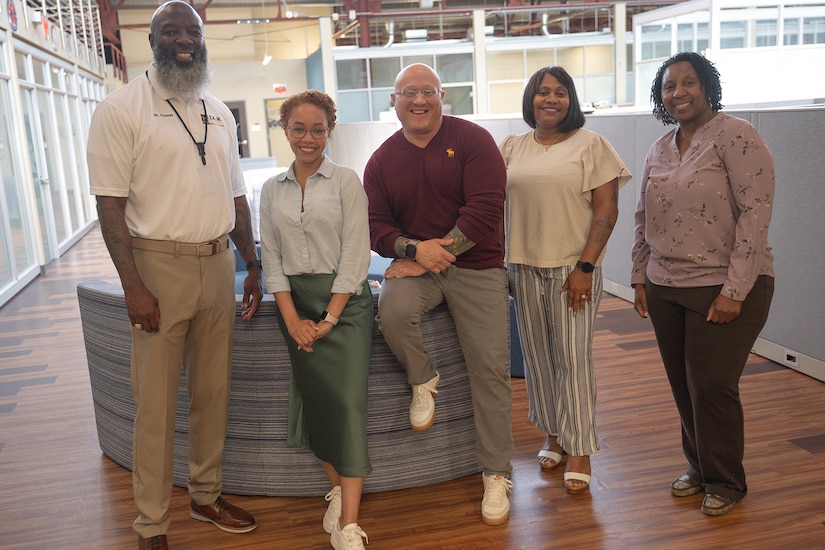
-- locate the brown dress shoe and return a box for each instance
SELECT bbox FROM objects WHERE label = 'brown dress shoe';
[189,496,257,533]
[138,534,169,550]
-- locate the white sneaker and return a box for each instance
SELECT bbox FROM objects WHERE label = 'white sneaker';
[330,522,368,550]
[323,486,342,534]
[410,372,439,431]
[481,473,513,526]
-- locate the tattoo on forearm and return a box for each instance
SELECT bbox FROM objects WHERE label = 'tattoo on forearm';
[593,216,615,244]
[443,226,475,256]
[394,236,417,258]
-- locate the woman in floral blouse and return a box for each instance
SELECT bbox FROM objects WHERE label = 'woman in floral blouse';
[631,52,775,517]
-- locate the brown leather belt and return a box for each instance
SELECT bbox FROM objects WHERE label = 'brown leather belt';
[131,235,230,257]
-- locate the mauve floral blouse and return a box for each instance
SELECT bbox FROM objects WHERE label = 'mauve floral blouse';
[631,112,775,300]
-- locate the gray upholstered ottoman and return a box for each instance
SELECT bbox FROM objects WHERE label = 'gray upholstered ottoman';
[78,280,506,497]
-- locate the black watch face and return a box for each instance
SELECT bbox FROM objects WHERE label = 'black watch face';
[406,244,417,259]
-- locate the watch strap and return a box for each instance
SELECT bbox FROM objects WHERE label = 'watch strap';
[320,311,339,326]
[575,260,595,273]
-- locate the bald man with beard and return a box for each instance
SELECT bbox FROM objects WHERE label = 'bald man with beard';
[87,2,261,548]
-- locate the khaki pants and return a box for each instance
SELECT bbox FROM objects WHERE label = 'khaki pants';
[130,246,235,537]
[376,265,514,476]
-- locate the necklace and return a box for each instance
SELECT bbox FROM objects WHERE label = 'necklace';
[166,99,208,165]
[533,130,563,152]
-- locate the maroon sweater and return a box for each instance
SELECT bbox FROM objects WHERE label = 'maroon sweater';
[363,116,506,271]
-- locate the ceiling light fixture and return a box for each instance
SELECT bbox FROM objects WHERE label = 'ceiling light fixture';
[261,0,272,66]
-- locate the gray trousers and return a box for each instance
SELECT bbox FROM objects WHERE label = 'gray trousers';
[645,275,774,501]
[376,265,514,476]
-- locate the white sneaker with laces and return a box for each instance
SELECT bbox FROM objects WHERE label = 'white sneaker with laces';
[409,372,440,431]
[330,522,369,550]
[323,486,342,534]
[481,473,513,526]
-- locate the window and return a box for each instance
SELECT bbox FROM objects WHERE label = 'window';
[784,18,801,45]
[677,23,694,52]
[436,53,473,83]
[641,24,672,60]
[720,21,747,49]
[755,19,777,47]
[697,22,709,51]
[803,16,825,44]
[336,59,367,90]
[369,58,400,88]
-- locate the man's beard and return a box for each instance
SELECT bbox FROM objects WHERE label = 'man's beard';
[152,44,211,100]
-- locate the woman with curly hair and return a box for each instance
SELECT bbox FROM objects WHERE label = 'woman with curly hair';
[631,52,775,516]
[259,90,373,548]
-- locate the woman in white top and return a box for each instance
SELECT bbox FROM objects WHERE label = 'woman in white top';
[499,66,631,494]
[259,90,372,550]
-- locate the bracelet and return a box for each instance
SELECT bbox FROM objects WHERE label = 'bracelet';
[246,259,262,270]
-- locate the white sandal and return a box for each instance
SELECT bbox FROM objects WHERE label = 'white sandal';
[563,471,591,494]
[537,449,564,471]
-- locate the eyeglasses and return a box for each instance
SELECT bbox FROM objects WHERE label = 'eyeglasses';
[288,126,327,139]
[393,88,440,99]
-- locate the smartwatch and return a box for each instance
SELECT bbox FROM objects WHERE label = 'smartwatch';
[575,260,595,273]
[319,311,339,326]
[405,240,420,260]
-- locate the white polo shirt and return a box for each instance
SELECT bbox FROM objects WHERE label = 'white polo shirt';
[87,64,245,243]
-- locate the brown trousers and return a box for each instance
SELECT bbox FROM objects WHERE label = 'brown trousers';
[645,275,774,501]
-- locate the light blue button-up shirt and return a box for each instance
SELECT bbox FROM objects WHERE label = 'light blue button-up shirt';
[259,155,371,295]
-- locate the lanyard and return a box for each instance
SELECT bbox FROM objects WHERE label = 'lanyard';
[166,99,208,166]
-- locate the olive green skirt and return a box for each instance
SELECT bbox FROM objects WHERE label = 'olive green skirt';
[278,273,374,478]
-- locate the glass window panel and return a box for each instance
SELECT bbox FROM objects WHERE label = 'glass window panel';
[401,54,434,69]
[36,90,67,244]
[436,53,473,83]
[487,51,524,80]
[585,45,613,74]
[336,59,368,90]
[803,16,825,44]
[697,23,709,51]
[721,21,747,49]
[370,88,394,121]
[1,82,35,275]
[556,47,585,75]
[15,51,28,81]
[526,49,555,75]
[50,66,61,89]
[489,81,525,115]
[677,23,694,52]
[52,94,80,232]
[442,85,473,116]
[32,59,46,85]
[641,24,671,60]
[337,90,370,123]
[784,18,800,45]
[583,74,614,105]
[370,57,400,88]
[755,20,777,47]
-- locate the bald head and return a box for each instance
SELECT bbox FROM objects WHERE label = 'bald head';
[150,1,202,35]
[394,63,442,92]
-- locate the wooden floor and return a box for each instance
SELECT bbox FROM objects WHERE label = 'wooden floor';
[1,227,824,550]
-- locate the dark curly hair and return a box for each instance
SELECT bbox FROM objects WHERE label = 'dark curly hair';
[522,66,585,133]
[650,52,723,125]
[279,89,337,131]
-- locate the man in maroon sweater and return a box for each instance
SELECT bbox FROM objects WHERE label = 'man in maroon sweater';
[363,63,514,526]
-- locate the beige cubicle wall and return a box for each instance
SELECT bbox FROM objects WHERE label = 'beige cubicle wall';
[328,106,825,383]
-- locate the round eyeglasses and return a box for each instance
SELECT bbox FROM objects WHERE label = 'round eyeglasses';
[393,88,440,99]
[288,126,328,139]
